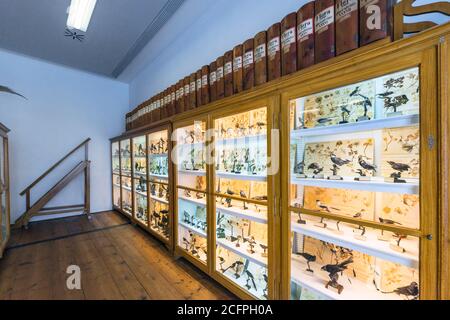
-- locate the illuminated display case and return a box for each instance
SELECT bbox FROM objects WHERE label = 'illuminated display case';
[111,141,121,209]
[148,129,171,243]
[174,118,209,271]
[0,124,10,258]
[212,106,270,299]
[133,135,148,226]
[281,46,439,300]
[120,139,133,216]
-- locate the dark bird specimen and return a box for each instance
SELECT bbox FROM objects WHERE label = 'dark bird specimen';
[379,217,402,226]
[182,237,190,250]
[316,117,332,125]
[376,91,394,98]
[233,261,244,279]
[387,161,411,173]
[218,256,226,272]
[260,244,268,256]
[316,200,340,213]
[330,153,351,167]
[225,188,235,207]
[394,282,419,300]
[358,155,377,172]
[240,190,248,210]
[308,162,324,175]
[321,258,354,294]
[298,252,316,273]
[0,85,27,99]
[349,86,360,97]
[245,270,258,291]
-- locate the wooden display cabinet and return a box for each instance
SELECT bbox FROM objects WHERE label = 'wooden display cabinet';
[280,26,446,300]
[173,116,210,273]
[209,97,280,300]
[110,122,174,251]
[0,123,10,258]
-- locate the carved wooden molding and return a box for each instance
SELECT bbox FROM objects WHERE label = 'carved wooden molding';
[394,0,450,40]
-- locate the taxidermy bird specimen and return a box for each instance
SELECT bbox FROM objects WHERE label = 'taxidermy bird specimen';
[379,217,402,226]
[375,281,419,300]
[358,155,377,173]
[245,270,258,291]
[316,200,340,213]
[321,258,353,294]
[64,28,85,42]
[240,190,248,210]
[330,153,351,167]
[298,252,316,273]
[308,162,324,175]
[0,85,27,99]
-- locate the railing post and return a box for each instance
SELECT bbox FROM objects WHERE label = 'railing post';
[26,190,30,211]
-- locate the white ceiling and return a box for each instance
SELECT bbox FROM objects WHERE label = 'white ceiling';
[0,0,185,78]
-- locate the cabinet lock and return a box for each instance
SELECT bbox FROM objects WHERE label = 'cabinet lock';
[426,234,433,240]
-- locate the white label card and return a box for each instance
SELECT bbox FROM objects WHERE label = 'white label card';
[315,6,334,33]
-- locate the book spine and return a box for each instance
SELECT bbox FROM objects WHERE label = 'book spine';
[281,12,298,76]
[189,73,197,109]
[201,65,210,105]
[233,44,243,94]
[224,50,234,97]
[209,61,217,102]
[254,31,267,86]
[183,76,190,110]
[315,0,336,63]
[243,38,255,91]
[267,22,281,81]
[360,0,393,45]
[170,85,176,115]
[216,56,225,100]
[297,2,315,69]
[336,0,359,55]
[196,69,203,106]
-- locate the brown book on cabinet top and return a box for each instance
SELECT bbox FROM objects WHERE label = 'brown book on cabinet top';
[243,38,255,90]
[315,0,336,63]
[224,50,234,97]
[336,0,359,55]
[209,61,217,102]
[360,0,393,45]
[267,22,281,81]
[254,31,267,86]
[189,73,197,109]
[297,2,315,69]
[233,44,243,94]
[175,81,181,114]
[183,76,190,110]
[170,85,176,115]
[281,12,297,76]
[161,89,168,119]
[201,65,210,105]
[216,56,225,100]
[196,69,203,106]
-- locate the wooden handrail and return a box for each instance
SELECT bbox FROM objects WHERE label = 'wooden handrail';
[20,138,91,196]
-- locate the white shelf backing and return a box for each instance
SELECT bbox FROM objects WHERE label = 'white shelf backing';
[148,173,169,180]
[291,217,419,269]
[291,114,419,138]
[215,134,267,146]
[178,169,206,177]
[179,221,207,238]
[150,195,169,204]
[216,202,268,224]
[292,176,419,195]
[216,238,267,268]
[178,195,207,207]
[216,171,267,182]
[290,255,401,300]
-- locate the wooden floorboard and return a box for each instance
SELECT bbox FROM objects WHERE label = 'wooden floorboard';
[0,211,235,300]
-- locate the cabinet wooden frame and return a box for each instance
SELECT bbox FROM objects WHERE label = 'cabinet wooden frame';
[207,96,281,300]
[280,30,442,300]
[172,115,211,273]
[110,121,174,252]
[0,123,10,258]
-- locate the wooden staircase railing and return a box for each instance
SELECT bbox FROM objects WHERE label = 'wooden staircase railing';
[15,138,91,229]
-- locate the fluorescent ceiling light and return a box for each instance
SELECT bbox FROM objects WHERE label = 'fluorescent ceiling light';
[66,0,97,32]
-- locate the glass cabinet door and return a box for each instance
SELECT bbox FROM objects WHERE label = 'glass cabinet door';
[175,120,208,266]
[133,135,148,226]
[120,139,133,216]
[111,141,121,209]
[213,107,270,300]
[288,68,422,300]
[148,130,170,241]
[0,137,6,244]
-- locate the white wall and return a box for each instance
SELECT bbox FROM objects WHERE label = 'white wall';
[124,0,450,108]
[0,49,129,223]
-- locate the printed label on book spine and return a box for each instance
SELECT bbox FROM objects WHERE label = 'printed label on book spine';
[202,75,208,86]
[298,18,314,42]
[184,84,190,95]
[216,66,224,79]
[268,37,280,58]
[315,6,334,34]
[210,71,217,84]
[254,44,266,62]
[190,81,196,92]
[180,87,184,97]
[243,51,254,68]
[197,78,202,89]
[336,0,357,22]
[171,92,175,101]
[233,56,242,70]
[281,27,296,52]
[224,62,233,75]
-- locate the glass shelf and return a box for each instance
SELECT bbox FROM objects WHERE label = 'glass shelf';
[214,106,269,299]
[289,67,421,300]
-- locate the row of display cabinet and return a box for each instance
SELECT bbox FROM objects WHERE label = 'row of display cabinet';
[110,26,450,300]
